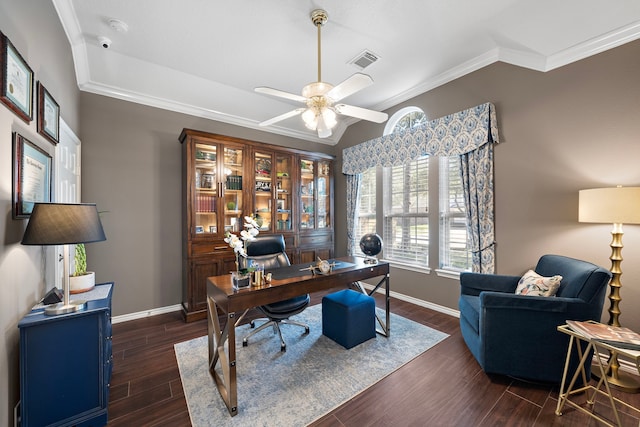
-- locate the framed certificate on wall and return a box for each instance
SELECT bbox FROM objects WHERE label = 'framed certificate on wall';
[1,32,34,123]
[13,133,52,218]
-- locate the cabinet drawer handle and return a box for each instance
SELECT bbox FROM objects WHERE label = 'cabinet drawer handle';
[214,246,228,250]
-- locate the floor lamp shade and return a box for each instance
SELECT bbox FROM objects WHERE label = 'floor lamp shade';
[21,203,106,315]
[579,187,640,225]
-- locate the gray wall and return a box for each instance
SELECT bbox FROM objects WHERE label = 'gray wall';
[79,93,335,316]
[0,1,80,424]
[336,40,640,330]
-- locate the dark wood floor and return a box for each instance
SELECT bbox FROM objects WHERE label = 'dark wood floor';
[108,289,640,426]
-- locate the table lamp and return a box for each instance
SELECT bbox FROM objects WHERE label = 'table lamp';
[21,203,106,316]
[579,186,640,391]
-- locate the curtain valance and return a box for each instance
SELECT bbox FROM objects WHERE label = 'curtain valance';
[342,102,499,175]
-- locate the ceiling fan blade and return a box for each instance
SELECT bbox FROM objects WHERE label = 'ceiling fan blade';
[255,87,307,103]
[326,73,373,102]
[335,103,388,123]
[259,108,305,127]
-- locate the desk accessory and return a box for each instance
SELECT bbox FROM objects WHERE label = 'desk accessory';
[359,233,383,264]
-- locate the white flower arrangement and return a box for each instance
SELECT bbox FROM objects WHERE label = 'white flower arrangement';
[224,216,260,272]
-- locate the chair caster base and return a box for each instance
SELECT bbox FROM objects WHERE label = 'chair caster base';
[281,345,286,352]
[242,340,248,347]
[304,327,310,334]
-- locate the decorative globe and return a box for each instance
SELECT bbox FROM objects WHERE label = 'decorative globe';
[359,233,383,257]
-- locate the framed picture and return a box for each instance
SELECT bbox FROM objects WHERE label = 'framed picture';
[13,133,52,218]
[1,32,34,123]
[276,199,285,211]
[37,82,60,145]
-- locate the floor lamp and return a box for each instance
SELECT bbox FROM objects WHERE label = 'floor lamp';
[21,203,106,316]
[579,186,640,392]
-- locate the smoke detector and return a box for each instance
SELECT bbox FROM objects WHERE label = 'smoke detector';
[349,50,380,70]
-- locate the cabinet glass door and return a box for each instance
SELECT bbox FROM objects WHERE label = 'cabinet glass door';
[195,143,218,235]
[223,147,244,234]
[300,159,315,229]
[275,154,293,231]
[254,151,272,231]
[317,160,330,229]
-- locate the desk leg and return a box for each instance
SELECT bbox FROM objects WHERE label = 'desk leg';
[356,273,390,337]
[207,295,238,416]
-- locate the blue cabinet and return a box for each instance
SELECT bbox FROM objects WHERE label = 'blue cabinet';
[18,283,113,427]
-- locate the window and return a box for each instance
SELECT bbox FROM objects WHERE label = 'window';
[439,156,471,271]
[383,156,429,265]
[354,167,377,256]
[379,107,471,272]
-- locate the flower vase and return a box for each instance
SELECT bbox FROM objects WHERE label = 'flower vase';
[232,271,250,289]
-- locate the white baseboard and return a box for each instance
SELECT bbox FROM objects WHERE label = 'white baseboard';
[358,282,460,318]
[112,304,182,324]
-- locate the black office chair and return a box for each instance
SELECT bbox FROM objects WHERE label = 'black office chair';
[238,235,310,352]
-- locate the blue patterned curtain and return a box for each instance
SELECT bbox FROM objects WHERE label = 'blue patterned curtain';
[342,103,498,272]
[345,174,362,256]
[460,141,495,273]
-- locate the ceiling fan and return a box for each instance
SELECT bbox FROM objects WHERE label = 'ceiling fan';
[255,9,388,138]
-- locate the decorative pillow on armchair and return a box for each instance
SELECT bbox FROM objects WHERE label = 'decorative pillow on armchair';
[515,270,563,297]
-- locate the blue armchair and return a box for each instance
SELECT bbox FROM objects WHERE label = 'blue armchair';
[459,254,611,383]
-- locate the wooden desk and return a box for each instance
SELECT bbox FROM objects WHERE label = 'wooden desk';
[206,256,390,416]
[556,324,640,426]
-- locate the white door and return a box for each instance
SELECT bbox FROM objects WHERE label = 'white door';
[53,119,82,288]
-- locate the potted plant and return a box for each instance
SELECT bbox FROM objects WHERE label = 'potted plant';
[224,216,260,289]
[69,243,96,293]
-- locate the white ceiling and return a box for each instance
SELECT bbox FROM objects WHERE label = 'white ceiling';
[53,0,640,145]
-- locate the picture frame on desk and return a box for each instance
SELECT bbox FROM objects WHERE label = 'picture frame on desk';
[0,32,33,123]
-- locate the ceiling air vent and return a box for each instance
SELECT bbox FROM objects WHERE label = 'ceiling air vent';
[349,50,380,70]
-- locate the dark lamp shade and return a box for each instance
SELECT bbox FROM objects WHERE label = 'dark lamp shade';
[21,203,107,245]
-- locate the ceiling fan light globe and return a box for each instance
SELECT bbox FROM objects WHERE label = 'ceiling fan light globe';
[322,108,337,128]
[302,81,333,98]
[302,108,318,130]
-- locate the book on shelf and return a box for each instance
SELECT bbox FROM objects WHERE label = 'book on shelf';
[566,320,640,350]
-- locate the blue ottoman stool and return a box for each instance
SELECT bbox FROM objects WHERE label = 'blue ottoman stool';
[322,289,376,349]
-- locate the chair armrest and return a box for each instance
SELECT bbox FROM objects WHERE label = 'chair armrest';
[460,272,521,296]
[480,292,593,317]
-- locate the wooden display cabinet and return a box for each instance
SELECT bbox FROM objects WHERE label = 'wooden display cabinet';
[180,129,334,321]
[298,157,333,263]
